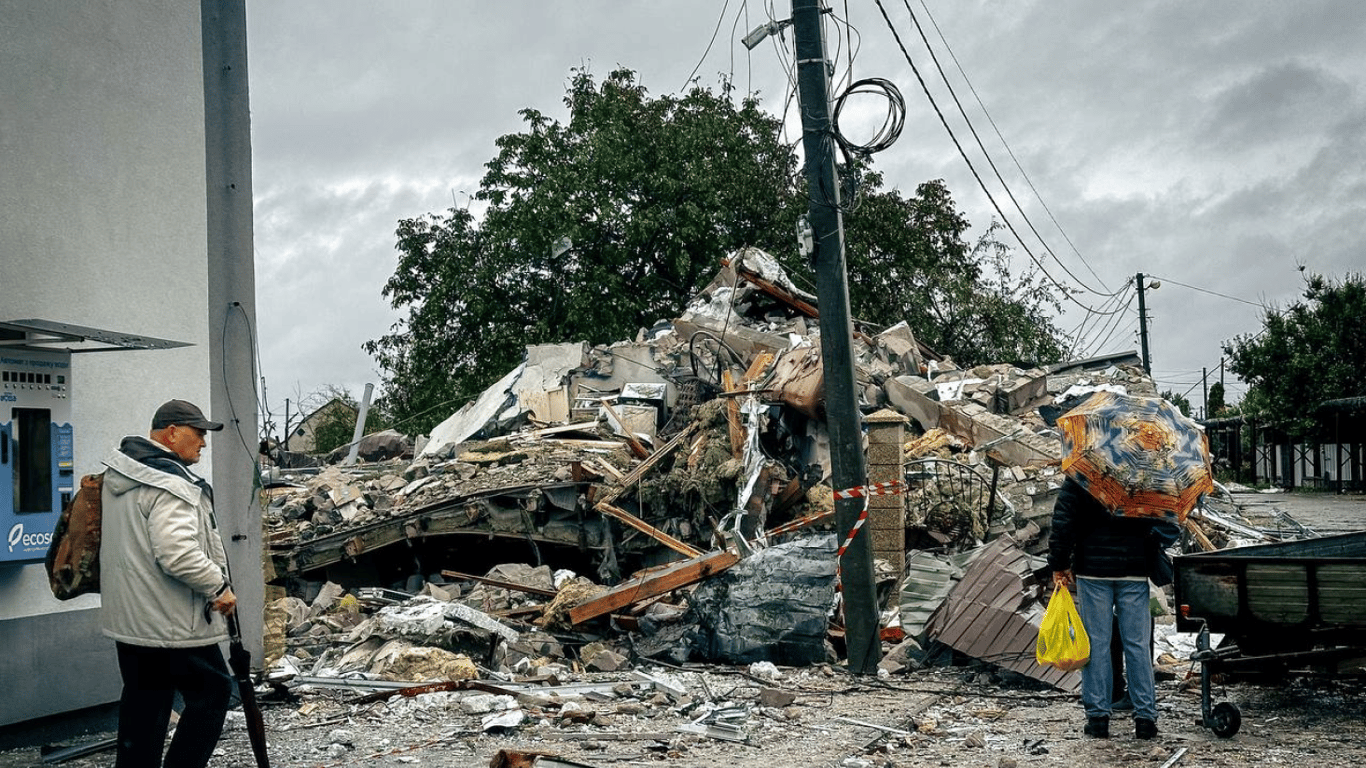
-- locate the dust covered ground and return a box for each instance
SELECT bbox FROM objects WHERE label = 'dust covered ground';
[3,658,1364,768]
[4,491,1363,768]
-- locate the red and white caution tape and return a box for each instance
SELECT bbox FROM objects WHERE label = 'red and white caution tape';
[833,480,905,559]
[832,480,905,500]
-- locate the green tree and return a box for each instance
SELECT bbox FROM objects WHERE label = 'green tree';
[366,68,801,432]
[1224,272,1366,439]
[367,68,1069,434]
[842,173,1066,366]
[1160,390,1193,417]
[1206,380,1227,417]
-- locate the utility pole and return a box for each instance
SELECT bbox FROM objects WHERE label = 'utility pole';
[791,0,880,674]
[1202,367,1208,420]
[1136,272,1153,374]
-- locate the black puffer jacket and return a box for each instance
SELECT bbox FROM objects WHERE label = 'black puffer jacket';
[1047,476,1178,579]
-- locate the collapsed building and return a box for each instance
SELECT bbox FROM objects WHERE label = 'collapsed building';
[258,248,1248,693]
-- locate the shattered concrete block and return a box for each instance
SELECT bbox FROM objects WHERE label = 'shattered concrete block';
[1001,370,1049,415]
[874,321,924,376]
[460,693,518,715]
[884,375,943,430]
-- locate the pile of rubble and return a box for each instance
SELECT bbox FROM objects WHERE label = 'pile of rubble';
[256,248,1266,698]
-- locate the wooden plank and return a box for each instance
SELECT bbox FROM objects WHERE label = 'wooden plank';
[733,261,819,317]
[1184,518,1217,551]
[586,457,624,482]
[744,351,775,383]
[569,549,740,624]
[766,507,835,538]
[595,502,702,559]
[600,399,651,459]
[723,370,744,460]
[595,422,701,508]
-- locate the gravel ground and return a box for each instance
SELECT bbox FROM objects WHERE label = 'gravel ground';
[6,661,1364,768]
[4,491,1362,768]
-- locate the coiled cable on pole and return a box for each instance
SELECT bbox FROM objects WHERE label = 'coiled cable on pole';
[832,77,905,158]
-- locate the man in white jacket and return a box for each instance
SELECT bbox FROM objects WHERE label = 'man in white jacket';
[101,399,237,768]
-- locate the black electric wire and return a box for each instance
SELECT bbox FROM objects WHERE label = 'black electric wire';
[833,77,905,157]
[900,0,1109,297]
[681,0,733,92]
[1146,275,1269,309]
[914,0,1110,294]
[871,0,1115,317]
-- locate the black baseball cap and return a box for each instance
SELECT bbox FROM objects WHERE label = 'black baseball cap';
[152,399,224,431]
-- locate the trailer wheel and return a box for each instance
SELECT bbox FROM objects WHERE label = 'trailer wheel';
[1209,701,1241,738]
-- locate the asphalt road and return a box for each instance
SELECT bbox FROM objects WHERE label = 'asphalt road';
[1227,488,1366,537]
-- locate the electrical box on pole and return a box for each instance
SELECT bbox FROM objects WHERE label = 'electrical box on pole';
[790,0,880,674]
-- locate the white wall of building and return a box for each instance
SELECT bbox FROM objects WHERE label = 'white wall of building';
[0,1,222,726]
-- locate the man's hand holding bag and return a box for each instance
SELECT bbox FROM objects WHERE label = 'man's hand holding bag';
[1036,586,1091,671]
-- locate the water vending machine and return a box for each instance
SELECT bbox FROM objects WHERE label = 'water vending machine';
[1,348,73,564]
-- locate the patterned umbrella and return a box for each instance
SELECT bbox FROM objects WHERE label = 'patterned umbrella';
[1056,391,1213,521]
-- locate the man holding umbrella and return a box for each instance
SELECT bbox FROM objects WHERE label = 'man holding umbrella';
[1046,391,1211,741]
[100,399,237,768]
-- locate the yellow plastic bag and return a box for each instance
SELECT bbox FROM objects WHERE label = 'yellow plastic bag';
[1036,587,1090,671]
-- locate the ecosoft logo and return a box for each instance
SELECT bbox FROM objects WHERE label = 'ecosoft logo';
[7,523,51,552]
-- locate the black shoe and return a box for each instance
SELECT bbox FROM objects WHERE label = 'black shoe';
[1135,718,1158,740]
[1084,716,1110,738]
[1112,694,1134,711]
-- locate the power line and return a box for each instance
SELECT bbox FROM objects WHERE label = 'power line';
[1146,274,1269,309]
[870,0,1120,319]
[899,0,1110,297]
[681,0,733,92]
[913,0,1109,293]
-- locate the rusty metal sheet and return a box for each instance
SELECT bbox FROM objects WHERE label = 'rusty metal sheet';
[927,536,1080,692]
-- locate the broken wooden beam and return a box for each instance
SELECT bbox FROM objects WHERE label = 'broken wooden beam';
[569,549,740,624]
[594,502,702,559]
[594,421,701,508]
[599,399,650,460]
[723,370,744,461]
[732,260,819,318]
[765,507,835,538]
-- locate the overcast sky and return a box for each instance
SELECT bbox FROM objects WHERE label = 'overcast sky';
[245,1,1366,426]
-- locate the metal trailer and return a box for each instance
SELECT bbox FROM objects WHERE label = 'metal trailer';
[1173,530,1366,737]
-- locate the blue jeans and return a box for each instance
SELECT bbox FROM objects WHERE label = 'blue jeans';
[1076,577,1156,721]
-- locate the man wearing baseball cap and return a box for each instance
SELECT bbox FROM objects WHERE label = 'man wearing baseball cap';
[100,399,236,768]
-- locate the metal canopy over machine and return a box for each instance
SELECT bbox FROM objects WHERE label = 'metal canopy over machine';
[0,318,190,353]
[2,319,190,564]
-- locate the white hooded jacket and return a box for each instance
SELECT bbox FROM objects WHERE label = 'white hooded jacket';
[99,437,230,647]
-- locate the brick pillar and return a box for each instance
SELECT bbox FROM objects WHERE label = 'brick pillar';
[864,409,908,581]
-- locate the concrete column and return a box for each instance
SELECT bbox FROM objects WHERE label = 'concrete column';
[864,409,907,581]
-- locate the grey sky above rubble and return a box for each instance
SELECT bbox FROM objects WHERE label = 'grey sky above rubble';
[247,1,1366,425]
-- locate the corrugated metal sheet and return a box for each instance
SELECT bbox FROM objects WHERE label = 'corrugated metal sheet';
[926,536,1081,692]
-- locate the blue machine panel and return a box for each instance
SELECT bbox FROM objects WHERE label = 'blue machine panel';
[1,348,72,564]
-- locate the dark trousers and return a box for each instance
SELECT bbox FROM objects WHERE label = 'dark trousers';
[114,642,232,768]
